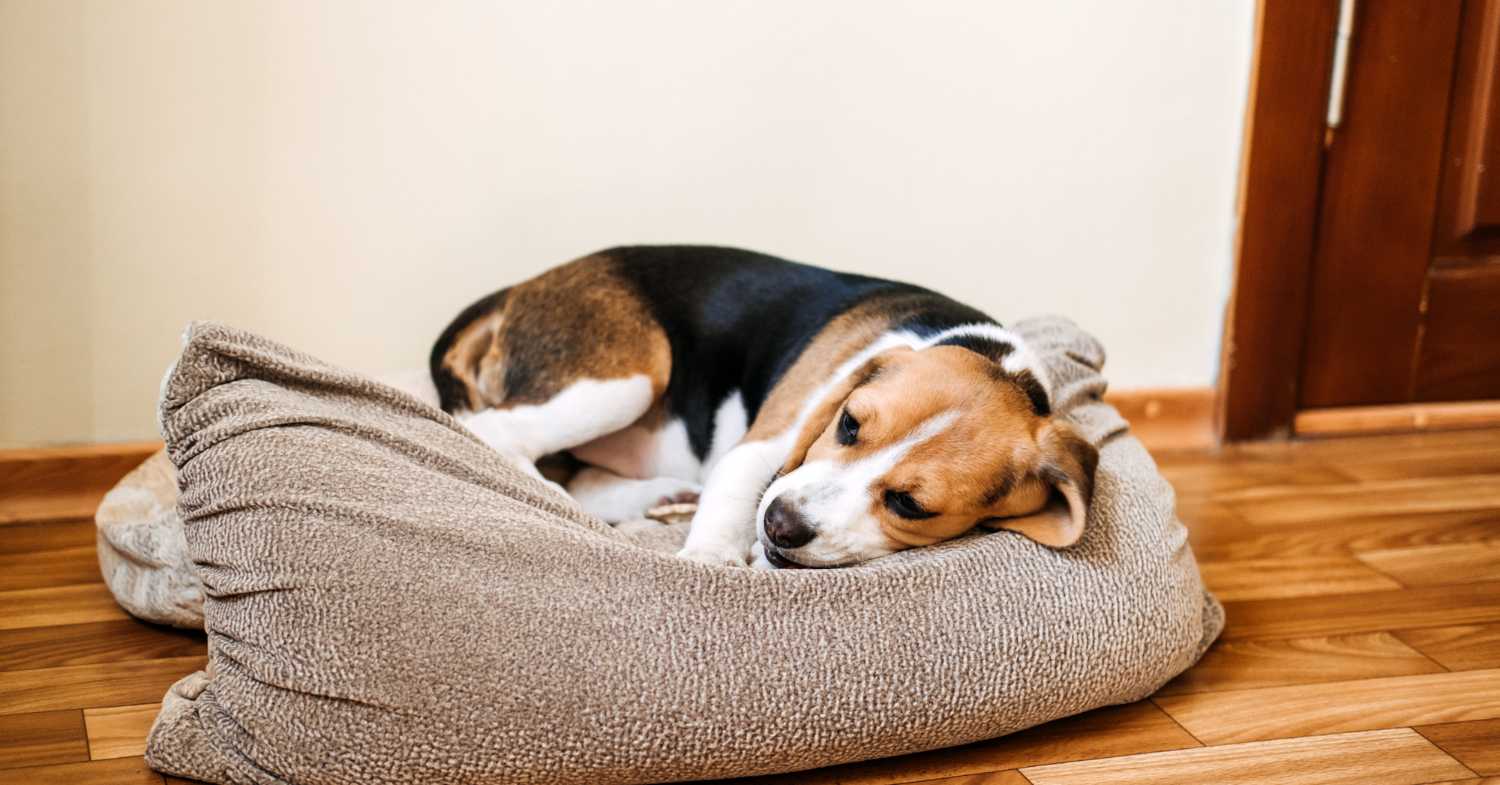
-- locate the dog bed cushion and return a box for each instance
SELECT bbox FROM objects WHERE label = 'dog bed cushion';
[140,318,1221,785]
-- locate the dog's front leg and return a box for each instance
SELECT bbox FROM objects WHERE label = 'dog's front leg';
[677,440,785,567]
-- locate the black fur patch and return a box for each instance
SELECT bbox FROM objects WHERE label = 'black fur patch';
[935,333,1013,365]
[1009,369,1052,417]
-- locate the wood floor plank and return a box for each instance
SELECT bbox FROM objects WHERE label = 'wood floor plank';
[0,620,205,672]
[709,702,1198,785]
[1220,475,1500,527]
[0,584,130,631]
[1020,728,1472,785]
[1198,557,1402,601]
[1174,498,1246,532]
[1234,427,1500,461]
[84,704,158,761]
[1155,632,1446,696]
[0,492,116,526]
[1335,446,1500,482]
[1105,389,1216,451]
[1220,580,1500,640]
[1159,455,1356,498]
[1294,432,1500,464]
[1357,542,1500,587]
[1153,668,1500,745]
[1416,718,1500,775]
[0,656,204,715]
[908,772,1029,785]
[1,755,165,784]
[0,518,97,555]
[1397,624,1500,671]
[0,709,88,770]
[0,546,103,592]
[1190,509,1500,562]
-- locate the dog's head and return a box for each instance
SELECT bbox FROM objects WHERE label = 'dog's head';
[755,345,1097,568]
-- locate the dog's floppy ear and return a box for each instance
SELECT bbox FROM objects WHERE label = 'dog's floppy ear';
[986,420,1098,548]
[780,353,893,472]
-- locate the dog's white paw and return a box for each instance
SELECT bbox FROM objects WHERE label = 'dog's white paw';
[676,542,749,568]
[570,471,702,523]
[748,541,775,570]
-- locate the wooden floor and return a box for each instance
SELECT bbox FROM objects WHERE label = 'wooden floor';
[3,430,1500,784]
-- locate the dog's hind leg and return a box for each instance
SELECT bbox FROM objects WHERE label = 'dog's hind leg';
[458,376,658,466]
[431,254,674,490]
[457,376,666,498]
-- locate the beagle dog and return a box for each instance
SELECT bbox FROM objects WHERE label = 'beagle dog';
[431,246,1097,569]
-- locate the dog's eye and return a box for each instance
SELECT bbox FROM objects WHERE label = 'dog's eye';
[837,410,860,446]
[885,490,936,520]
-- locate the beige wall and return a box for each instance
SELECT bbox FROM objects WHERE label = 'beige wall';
[0,0,1254,446]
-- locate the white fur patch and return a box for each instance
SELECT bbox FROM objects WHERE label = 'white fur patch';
[571,391,745,484]
[566,467,700,522]
[677,437,789,566]
[756,410,957,566]
[649,418,700,481]
[704,390,748,475]
[459,375,654,461]
[572,414,702,482]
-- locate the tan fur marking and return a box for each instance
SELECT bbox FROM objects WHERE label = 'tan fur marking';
[779,345,1092,551]
[443,253,672,411]
[442,311,506,411]
[746,294,932,441]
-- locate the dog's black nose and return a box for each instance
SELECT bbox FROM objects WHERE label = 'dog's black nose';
[764,496,816,548]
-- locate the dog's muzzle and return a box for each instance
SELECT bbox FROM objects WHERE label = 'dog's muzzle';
[762,495,816,549]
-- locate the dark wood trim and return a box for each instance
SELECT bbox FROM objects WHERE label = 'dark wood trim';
[0,442,161,525]
[1217,0,1341,441]
[1107,387,1216,452]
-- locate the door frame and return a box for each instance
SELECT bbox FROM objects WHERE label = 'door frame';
[1216,0,1342,442]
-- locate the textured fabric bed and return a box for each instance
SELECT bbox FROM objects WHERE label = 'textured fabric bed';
[129,318,1220,785]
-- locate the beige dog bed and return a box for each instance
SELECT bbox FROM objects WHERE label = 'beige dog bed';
[106,318,1219,785]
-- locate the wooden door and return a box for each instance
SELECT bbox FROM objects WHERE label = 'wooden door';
[1299,0,1500,409]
